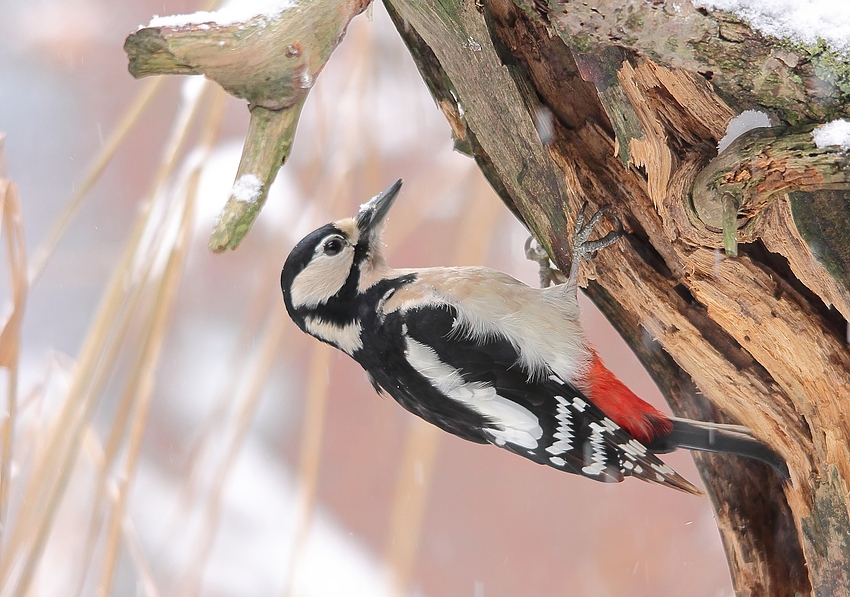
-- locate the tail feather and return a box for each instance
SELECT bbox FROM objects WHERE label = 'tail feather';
[648,417,790,480]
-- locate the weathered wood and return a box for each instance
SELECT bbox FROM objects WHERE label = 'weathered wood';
[570,47,644,165]
[692,126,850,232]
[125,0,369,110]
[788,190,850,297]
[544,0,850,125]
[382,0,573,263]
[585,280,810,597]
[125,0,369,250]
[381,0,517,222]
[384,0,850,594]
[746,197,850,324]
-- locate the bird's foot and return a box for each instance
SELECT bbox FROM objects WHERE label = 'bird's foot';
[572,203,624,261]
[523,204,623,289]
[568,203,624,285]
[524,237,566,289]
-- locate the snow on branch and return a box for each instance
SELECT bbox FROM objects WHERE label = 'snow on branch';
[147,0,296,29]
[813,119,850,152]
[696,0,850,54]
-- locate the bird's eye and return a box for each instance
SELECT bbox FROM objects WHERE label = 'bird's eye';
[323,238,344,256]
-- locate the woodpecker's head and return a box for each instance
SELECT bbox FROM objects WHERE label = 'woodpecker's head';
[281,179,402,329]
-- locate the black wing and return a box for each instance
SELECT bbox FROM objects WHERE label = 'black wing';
[354,302,495,444]
[368,303,701,494]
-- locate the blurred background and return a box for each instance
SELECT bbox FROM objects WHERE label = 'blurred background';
[0,0,735,595]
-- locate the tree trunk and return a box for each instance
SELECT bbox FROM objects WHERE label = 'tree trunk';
[382,0,850,595]
[126,1,850,594]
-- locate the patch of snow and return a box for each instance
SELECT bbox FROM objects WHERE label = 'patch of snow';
[231,174,264,204]
[300,68,315,90]
[696,0,850,54]
[813,119,850,151]
[148,0,296,29]
[717,109,771,153]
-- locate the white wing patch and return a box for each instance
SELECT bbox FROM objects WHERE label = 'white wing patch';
[581,422,609,477]
[405,336,543,450]
[545,395,574,456]
[620,439,648,459]
[305,316,363,355]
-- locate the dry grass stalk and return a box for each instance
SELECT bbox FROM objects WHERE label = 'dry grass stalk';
[0,139,28,554]
[27,77,166,286]
[73,236,187,596]
[281,340,334,597]
[81,82,227,597]
[0,78,211,597]
[167,250,283,542]
[121,511,163,597]
[174,310,288,597]
[96,93,220,597]
[384,420,441,597]
[81,426,162,597]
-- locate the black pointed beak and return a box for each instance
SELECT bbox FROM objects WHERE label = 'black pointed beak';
[356,179,403,235]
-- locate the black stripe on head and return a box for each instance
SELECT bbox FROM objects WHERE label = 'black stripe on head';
[303,272,418,332]
[353,232,373,267]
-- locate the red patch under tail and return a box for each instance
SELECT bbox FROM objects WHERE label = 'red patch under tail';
[577,350,672,444]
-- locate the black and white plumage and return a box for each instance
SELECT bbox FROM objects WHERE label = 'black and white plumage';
[281,180,788,494]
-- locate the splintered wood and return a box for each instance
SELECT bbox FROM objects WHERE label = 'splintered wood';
[386,0,849,591]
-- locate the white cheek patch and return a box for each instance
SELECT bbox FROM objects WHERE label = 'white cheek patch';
[405,336,543,450]
[305,317,363,355]
[290,249,354,309]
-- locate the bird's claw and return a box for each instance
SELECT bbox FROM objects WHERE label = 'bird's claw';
[523,203,623,289]
[568,202,624,284]
[573,203,623,260]
[524,237,566,288]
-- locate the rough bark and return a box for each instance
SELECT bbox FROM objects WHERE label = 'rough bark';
[585,280,808,597]
[382,0,850,595]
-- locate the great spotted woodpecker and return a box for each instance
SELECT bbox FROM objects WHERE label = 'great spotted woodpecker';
[280,180,787,494]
